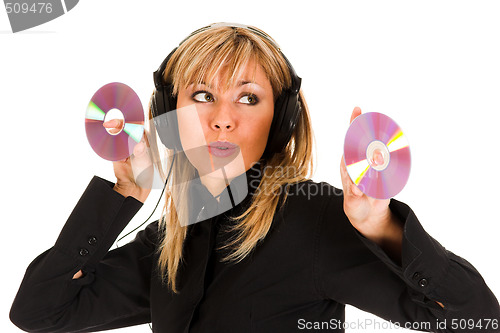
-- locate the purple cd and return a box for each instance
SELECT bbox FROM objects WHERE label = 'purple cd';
[343,112,411,199]
[85,82,144,161]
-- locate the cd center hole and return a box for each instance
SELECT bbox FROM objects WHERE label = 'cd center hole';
[104,108,125,135]
[366,140,390,171]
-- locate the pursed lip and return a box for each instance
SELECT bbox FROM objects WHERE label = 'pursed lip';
[207,141,239,157]
[208,141,238,149]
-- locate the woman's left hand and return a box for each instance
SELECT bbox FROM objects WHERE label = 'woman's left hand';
[340,107,403,260]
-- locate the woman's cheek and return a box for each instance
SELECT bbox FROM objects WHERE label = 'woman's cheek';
[248,122,271,158]
[177,104,207,150]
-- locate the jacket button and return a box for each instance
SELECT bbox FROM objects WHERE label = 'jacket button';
[418,278,428,287]
[88,236,97,245]
[79,248,89,256]
[412,272,420,280]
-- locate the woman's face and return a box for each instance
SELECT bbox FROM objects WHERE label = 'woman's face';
[176,59,274,181]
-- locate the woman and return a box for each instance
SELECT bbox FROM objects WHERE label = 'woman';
[10,23,500,332]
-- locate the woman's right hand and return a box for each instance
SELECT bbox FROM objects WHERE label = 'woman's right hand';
[103,119,153,203]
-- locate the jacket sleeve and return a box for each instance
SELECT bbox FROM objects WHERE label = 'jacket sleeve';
[315,192,500,332]
[10,176,158,333]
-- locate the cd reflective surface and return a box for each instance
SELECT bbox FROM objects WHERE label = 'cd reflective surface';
[343,112,411,199]
[85,82,144,161]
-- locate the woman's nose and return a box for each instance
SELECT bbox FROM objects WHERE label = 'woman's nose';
[210,101,235,131]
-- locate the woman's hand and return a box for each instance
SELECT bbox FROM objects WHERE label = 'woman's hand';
[103,119,153,204]
[340,107,403,263]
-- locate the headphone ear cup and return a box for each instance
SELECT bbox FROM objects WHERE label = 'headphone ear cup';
[264,92,286,157]
[287,92,302,143]
[152,85,183,151]
[263,90,301,158]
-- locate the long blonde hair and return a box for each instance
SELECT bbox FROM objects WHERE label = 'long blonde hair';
[148,24,315,293]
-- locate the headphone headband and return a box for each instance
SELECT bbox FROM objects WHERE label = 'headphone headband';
[154,22,301,91]
[179,22,282,51]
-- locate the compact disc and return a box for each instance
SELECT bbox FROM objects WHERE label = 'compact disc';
[343,112,411,199]
[85,82,144,161]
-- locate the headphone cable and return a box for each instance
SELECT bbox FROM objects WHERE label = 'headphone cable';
[116,153,176,247]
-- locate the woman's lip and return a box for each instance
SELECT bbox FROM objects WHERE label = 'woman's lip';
[207,142,239,158]
[208,141,238,149]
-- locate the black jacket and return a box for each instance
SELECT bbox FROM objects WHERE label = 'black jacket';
[10,169,500,332]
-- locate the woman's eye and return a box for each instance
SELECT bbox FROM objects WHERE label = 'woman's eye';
[238,94,259,105]
[192,91,214,103]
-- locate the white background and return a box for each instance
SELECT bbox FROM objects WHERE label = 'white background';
[1,1,499,332]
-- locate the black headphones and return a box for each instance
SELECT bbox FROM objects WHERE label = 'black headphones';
[151,22,302,160]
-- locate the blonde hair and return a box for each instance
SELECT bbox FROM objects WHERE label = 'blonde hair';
[148,24,315,293]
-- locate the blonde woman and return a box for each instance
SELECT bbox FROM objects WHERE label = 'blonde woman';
[10,23,500,332]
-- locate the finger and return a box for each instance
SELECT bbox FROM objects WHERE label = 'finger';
[340,156,354,195]
[350,106,362,124]
[113,156,130,165]
[340,155,363,198]
[103,119,125,136]
[131,143,154,189]
[133,141,146,156]
[103,119,123,128]
[340,156,349,195]
[350,183,363,197]
[373,149,384,166]
[345,107,363,198]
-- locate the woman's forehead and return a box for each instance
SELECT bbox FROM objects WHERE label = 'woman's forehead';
[182,59,271,91]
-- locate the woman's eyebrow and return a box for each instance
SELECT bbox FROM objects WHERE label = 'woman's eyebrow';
[188,80,264,91]
[189,82,209,88]
[237,80,263,89]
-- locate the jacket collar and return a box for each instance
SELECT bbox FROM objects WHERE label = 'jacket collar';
[185,161,263,227]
